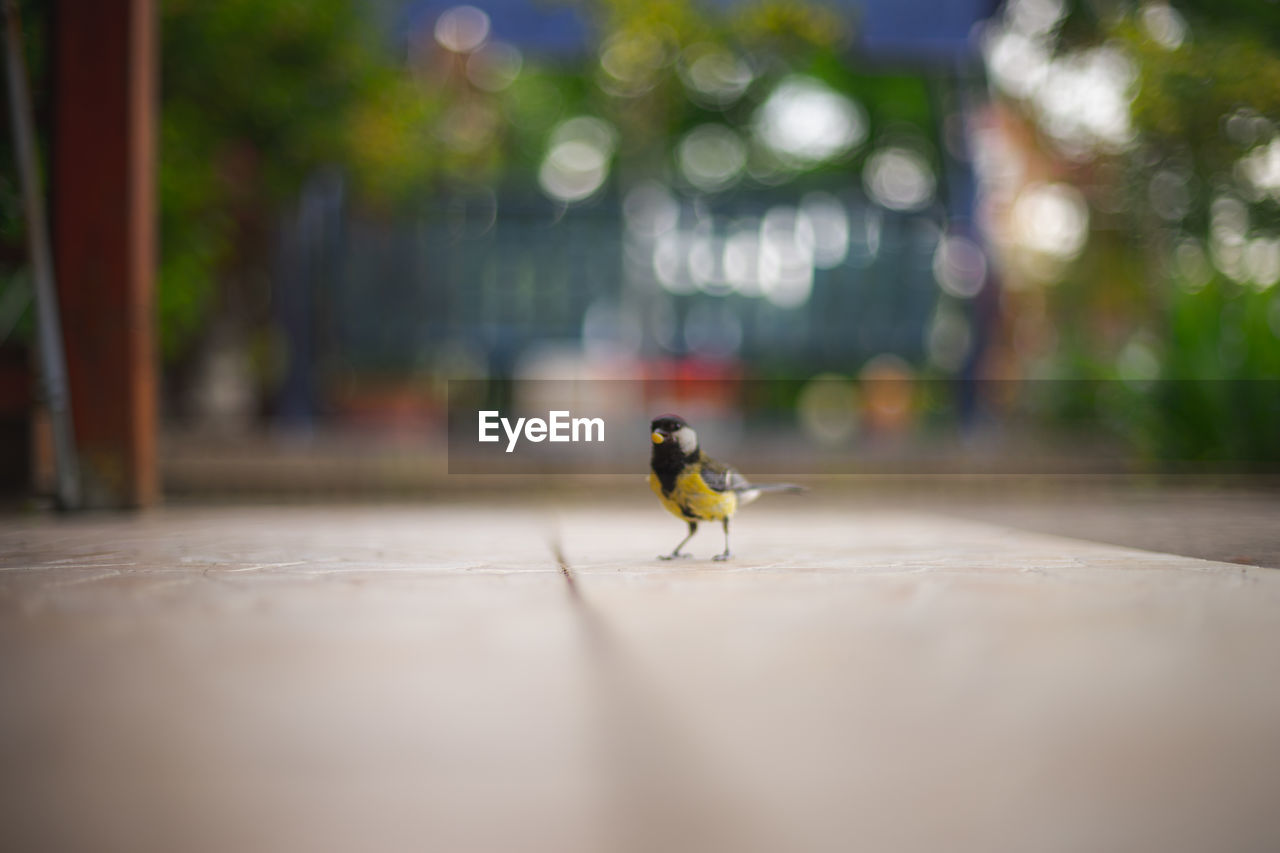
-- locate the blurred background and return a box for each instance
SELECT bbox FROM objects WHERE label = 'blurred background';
[2,0,1279,504]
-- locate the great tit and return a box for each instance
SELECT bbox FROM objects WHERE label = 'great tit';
[648,414,804,561]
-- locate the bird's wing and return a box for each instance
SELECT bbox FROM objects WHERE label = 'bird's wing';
[698,454,752,493]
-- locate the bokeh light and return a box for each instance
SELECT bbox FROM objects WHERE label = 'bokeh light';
[1147,170,1191,222]
[1034,46,1136,154]
[1117,335,1160,385]
[538,116,617,203]
[799,192,850,269]
[858,354,916,434]
[599,29,667,97]
[434,5,490,54]
[623,182,679,239]
[679,45,753,107]
[983,27,1050,101]
[1006,0,1066,38]
[926,304,973,372]
[722,219,762,296]
[932,234,987,298]
[863,147,935,212]
[759,206,816,308]
[1244,237,1280,290]
[753,76,867,167]
[678,124,748,192]
[1210,195,1249,281]
[466,41,522,92]
[654,229,696,294]
[690,218,734,295]
[845,205,882,267]
[797,373,859,445]
[1139,2,1187,50]
[1237,138,1280,202]
[1011,182,1089,262]
[984,0,1137,158]
[1174,238,1213,293]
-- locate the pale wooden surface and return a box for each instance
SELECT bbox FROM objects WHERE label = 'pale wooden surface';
[2,503,1279,853]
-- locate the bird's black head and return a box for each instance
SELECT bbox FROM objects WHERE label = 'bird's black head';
[650,414,687,434]
[650,414,699,458]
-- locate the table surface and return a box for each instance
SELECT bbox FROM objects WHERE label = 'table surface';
[2,499,1279,853]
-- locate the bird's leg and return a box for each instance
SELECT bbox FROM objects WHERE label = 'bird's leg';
[713,518,732,561]
[659,521,697,560]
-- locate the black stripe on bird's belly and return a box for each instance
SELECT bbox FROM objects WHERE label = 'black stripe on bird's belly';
[650,446,695,495]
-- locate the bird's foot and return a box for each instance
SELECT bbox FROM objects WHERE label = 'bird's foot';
[658,552,694,561]
[713,552,733,562]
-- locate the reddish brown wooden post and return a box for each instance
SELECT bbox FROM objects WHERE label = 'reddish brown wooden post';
[51,0,158,507]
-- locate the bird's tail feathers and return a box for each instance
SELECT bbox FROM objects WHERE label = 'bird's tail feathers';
[743,483,806,494]
[735,483,806,505]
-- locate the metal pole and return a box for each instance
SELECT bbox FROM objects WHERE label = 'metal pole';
[3,0,81,509]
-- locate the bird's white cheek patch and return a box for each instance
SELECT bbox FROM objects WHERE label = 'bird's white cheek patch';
[675,427,698,454]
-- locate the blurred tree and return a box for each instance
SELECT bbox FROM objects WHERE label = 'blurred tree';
[582,0,852,178]
[159,0,469,368]
[157,0,959,427]
[157,0,875,361]
[163,0,366,365]
[983,0,1280,466]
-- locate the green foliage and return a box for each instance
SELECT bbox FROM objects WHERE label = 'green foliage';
[581,0,855,174]
[343,71,445,206]
[158,0,453,360]
[0,0,50,347]
[1085,279,1280,467]
[162,0,380,196]
[1003,3,1280,466]
[160,0,368,359]
[1118,19,1280,176]
[152,0,899,368]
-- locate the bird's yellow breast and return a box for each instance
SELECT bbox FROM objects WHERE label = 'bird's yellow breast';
[649,466,738,522]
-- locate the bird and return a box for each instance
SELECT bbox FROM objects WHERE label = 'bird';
[648,414,804,561]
